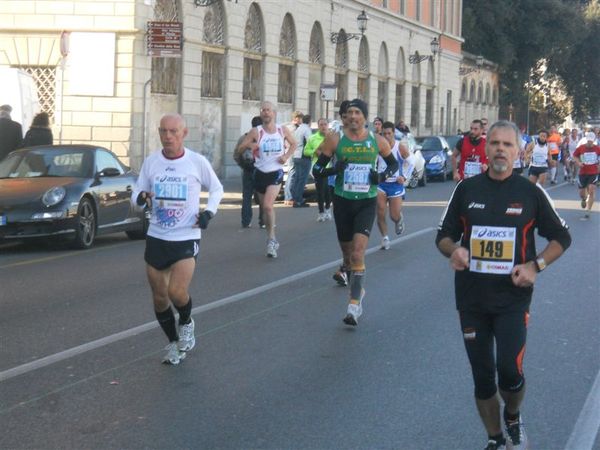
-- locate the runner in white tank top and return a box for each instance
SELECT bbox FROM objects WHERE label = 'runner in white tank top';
[237,102,296,258]
[526,130,550,185]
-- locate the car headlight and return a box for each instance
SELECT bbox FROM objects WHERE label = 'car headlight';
[42,186,66,207]
[429,155,443,164]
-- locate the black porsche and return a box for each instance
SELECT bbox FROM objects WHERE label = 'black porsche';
[0,145,147,249]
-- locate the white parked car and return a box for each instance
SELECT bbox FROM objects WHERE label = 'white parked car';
[400,133,427,188]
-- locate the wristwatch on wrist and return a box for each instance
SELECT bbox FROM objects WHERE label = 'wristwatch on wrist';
[533,257,547,273]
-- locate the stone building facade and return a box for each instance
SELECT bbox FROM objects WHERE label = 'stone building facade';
[0,0,499,176]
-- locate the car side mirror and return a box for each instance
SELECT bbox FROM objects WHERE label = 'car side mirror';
[98,167,121,177]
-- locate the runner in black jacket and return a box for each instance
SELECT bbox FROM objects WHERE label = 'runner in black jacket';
[436,120,571,450]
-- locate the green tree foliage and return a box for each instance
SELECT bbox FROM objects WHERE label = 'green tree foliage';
[463,0,599,124]
[546,0,600,120]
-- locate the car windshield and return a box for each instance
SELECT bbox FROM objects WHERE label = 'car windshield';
[417,137,443,151]
[444,135,461,150]
[0,148,89,179]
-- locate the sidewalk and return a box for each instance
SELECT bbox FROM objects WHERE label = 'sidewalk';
[206,175,243,205]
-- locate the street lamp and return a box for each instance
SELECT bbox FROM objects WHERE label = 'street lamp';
[458,55,484,75]
[408,37,440,64]
[330,10,369,44]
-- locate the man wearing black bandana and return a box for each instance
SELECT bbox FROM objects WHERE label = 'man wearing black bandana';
[312,98,397,326]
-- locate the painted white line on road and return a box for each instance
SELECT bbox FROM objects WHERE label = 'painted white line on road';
[564,369,600,450]
[0,227,436,383]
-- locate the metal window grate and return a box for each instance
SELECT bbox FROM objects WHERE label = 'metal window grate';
[15,66,56,121]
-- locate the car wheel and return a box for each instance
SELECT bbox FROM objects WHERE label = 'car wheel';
[441,165,448,181]
[408,173,419,189]
[73,197,96,249]
[418,170,427,187]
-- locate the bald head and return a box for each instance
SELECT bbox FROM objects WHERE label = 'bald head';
[158,113,188,156]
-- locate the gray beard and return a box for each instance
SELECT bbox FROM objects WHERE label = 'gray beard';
[491,161,509,173]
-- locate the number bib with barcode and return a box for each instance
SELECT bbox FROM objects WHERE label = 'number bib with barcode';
[464,161,482,178]
[154,175,188,207]
[469,225,516,274]
[581,152,598,165]
[343,163,371,193]
[260,135,284,156]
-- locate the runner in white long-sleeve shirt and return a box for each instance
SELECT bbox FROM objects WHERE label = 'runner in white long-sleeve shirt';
[376,121,414,250]
[132,113,224,365]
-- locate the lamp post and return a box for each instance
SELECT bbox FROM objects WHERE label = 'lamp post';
[408,37,440,64]
[330,10,369,44]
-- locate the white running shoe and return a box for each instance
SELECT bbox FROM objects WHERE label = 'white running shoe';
[343,289,365,326]
[505,413,528,450]
[395,214,405,235]
[324,208,332,220]
[162,342,186,365]
[317,212,326,222]
[381,236,390,250]
[266,239,279,258]
[178,318,196,352]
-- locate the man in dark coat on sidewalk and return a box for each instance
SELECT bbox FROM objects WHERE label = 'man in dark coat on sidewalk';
[0,104,23,161]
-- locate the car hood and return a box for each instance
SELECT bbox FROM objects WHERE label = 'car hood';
[0,177,82,205]
[421,150,443,161]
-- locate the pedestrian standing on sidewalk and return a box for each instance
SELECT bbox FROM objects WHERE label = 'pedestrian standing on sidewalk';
[304,117,331,222]
[132,113,224,365]
[436,120,571,450]
[290,112,314,207]
[234,115,264,229]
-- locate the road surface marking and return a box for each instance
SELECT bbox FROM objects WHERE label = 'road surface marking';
[0,227,435,383]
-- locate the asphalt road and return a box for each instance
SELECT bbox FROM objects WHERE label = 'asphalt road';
[0,176,598,450]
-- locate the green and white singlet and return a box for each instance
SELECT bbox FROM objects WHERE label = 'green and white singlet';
[334,131,380,200]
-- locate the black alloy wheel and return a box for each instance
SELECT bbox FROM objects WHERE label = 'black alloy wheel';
[73,197,96,249]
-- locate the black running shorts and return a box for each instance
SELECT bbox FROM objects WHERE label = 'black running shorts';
[144,236,200,270]
[528,166,547,177]
[332,195,377,242]
[253,169,284,194]
[578,174,599,189]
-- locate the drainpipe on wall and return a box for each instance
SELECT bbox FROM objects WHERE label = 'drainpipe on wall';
[142,79,151,161]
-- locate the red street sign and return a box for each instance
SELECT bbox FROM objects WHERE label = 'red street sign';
[147,21,182,58]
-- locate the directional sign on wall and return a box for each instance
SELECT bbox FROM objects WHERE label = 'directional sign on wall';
[147,21,182,58]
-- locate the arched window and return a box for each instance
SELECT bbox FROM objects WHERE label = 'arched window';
[243,3,264,101]
[395,47,406,125]
[357,37,369,101]
[425,59,434,127]
[334,30,349,106]
[309,22,323,64]
[469,80,476,103]
[477,82,483,104]
[201,0,226,98]
[410,56,421,128]
[461,81,467,101]
[308,22,324,119]
[493,86,498,105]
[485,83,491,105]
[278,13,296,104]
[377,42,389,118]
[151,0,180,94]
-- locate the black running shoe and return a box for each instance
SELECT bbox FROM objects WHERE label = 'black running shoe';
[333,266,349,286]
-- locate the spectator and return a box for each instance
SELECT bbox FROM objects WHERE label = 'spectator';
[23,112,53,147]
[0,104,23,160]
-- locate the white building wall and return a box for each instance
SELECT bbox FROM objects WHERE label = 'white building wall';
[0,0,481,177]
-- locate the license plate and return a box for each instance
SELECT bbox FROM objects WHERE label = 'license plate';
[0,215,6,226]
